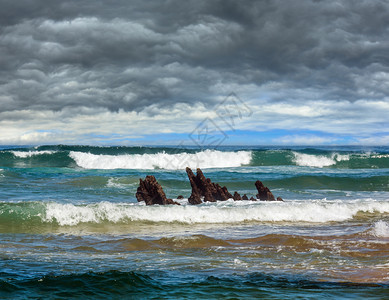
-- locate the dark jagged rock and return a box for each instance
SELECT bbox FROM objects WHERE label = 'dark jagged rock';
[188,194,202,205]
[186,167,215,203]
[233,191,242,200]
[186,167,234,204]
[196,169,216,202]
[136,175,179,205]
[186,167,203,205]
[255,180,276,201]
[136,168,282,206]
[216,184,233,201]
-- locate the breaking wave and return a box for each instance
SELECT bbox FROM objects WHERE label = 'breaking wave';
[292,152,350,168]
[1,200,389,227]
[11,150,55,158]
[1,145,389,169]
[371,220,389,237]
[69,150,252,169]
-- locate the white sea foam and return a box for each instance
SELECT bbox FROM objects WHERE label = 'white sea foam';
[69,150,252,170]
[107,178,125,188]
[43,200,389,226]
[292,152,350,168]
[371,220,389,237]
[106,177,138,188]
[11,150,55,158]
[371,154,389,159]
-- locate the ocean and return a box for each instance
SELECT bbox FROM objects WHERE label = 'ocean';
[0,145,388,299]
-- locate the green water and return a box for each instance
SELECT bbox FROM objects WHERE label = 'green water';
[1,145,388,298]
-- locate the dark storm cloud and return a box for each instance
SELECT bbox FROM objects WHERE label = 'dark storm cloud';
[1,0,389,119]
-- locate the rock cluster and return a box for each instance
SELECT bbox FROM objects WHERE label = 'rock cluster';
[135,167,282,205]
[186,167,233,205]
[135,175,179,205]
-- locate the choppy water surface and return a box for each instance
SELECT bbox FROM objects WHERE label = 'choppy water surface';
[0,145,388,299]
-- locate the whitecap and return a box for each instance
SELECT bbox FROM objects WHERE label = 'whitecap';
[371,220,389,237]
[42,200,389,226]
[69,149,252,170]
[292,152,350,168]
[11,150,55,158]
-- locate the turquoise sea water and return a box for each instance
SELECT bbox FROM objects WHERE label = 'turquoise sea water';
[0,145,388,299]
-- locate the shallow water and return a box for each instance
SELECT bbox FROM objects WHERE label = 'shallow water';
[1,145,388,298]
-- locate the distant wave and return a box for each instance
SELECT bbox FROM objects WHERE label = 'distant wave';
[1,146,389,169]
[1,200,388,226]
[69,150,252,169]
[292,152,350,168]
[11,150,55,158]
[249,149,389,169]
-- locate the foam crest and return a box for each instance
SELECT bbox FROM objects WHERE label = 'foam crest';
[43,200,389,226]
[11,150,55,158]
[371,154,389,159]
[107,178,126,189]
[69,150,252,169]
[371,220,389,237]
[293,152,350,168]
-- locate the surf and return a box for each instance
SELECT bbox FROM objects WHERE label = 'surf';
[1,145,389,169]
[69,149,252,169]
[1,200,389,228]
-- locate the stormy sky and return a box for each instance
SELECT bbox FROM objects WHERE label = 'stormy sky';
[1,0,389,145]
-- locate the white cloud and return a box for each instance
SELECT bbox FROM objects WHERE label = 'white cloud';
[1,95,388,145]
[354,135,389,145]
[239,98,389,136]
[273,135,338,145]
[0,103,216,145]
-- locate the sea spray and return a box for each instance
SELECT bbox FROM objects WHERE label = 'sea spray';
[371,220,389,237]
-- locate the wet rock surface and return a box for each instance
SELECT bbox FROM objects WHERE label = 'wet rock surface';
[136,168,282,205]
[136,175,179,205]
[255,180,276,201]
[186,167,235,204]
[186,167,203,205]
[233,191,242,200]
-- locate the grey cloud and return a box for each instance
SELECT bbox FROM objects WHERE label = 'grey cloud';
[1,0,389,120]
